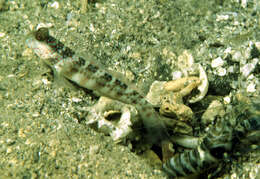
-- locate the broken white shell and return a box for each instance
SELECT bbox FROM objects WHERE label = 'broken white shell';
[86,97,139,142]
[176,50,208,103]
[188,63,209,103]
[170,135,200,149]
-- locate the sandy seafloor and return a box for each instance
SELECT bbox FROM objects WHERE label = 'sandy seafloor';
[0,0,259,178]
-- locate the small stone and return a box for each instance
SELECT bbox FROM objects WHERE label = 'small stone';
[255,42,260,51]
[0,32,5,38]
[171,71,182,80]
[6,147,12,154]
[241,0,247,8]
[18,129,26,138]
[216,67,226,76]
[230,81,239,89]
[247,83,256,93]
[240,59,258,77]
[6,138,15,145]
[247,74,254,80]
[49,1,59,9]
[128,52,141,59]
[89,24,95,32]
[202,100,225,125]
[41,78,50,85]
[216,14,229,21]
[211,57,224,68]
[72,97,82,103]
[223,96,231,104]
[224,47,232,54]
[227,66,234,73]
[36,23,53,30]
[232,51,242,62]
[32,113,40,117]
[244,46,252,60]
[7,74,15,78]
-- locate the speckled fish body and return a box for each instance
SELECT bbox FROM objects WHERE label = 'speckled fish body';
[26,28,169,143]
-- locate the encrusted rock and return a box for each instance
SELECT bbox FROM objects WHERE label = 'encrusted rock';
[201,100,225,126]
[145,81,167,106]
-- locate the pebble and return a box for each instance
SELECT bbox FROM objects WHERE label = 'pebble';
[36,23,53,30]
[216,67,226,76]
[241,0,248,8]
[41,78,50,85]
[49,1,59,9]
[227,66,234,73]
[223,96,231,104]
[0,32,5,38]
[247,74,255,80]
[224,47,232,55]
[240,58,259,77]
[232,51,242,62]
[211,57,224,68]
[255,42,260,50]
[72,97,82,103]
[216,14,229,21]
[231,173,237,179]
[247,83,256,93]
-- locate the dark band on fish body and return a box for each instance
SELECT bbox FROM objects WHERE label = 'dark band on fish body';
[116,91,123,97]
[121,83,128,90]
[113,79,128,90]
[115,79,122,86]
[86,64,99,73]
[34,28,75,58]
[77,57,86,66]
[101,73,113,82]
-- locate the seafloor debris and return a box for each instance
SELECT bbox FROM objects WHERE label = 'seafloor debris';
[146,51,209,122]
[163,95,260,178]
[146,75,204,122]
[85,89,194,143]
[201,100,225,126]
[160,77,200,122]
[26,27,259,178]
[176,50,209,103]
[85,96,139,142]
